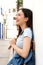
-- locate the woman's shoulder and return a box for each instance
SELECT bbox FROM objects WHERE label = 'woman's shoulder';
[24,27,32,33]
[23,27,32,39]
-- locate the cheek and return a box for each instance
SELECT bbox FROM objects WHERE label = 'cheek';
[16,16,25,25]
[20,16,25,22]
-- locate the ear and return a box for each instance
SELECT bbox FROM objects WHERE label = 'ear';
[24,17,29,22]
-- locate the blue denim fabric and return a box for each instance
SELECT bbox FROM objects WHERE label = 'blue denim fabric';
[7,50,35,65]
[26,51,35,65]
[7,54,24,65]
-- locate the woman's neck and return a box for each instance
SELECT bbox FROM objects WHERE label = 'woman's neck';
[20,24,28,31]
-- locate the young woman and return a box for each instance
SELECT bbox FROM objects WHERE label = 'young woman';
[7,8,35,65]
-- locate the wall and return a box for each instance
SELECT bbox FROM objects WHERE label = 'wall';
[0,40,10,65]
[23,0,43,65]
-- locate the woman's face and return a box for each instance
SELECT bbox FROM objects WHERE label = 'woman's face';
[16,10,27,26]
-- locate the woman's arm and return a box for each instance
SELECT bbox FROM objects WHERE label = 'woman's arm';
[11,36,31,58]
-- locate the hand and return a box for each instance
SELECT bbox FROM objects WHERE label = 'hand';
[8,38,16,49]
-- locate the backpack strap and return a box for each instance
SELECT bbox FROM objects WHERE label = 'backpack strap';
[31,31,35,51]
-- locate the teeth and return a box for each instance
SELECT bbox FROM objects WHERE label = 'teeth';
[16,20,19,22]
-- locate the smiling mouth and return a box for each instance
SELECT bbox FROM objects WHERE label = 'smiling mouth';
[13,17,19,22]
[16,20,19,22]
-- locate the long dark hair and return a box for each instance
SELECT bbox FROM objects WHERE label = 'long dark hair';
[17,8,33,37]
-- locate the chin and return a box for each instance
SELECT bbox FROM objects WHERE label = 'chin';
[16,22,19,26]
[16,22,20,25]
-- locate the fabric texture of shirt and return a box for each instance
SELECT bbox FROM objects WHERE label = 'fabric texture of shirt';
[16,27,32,49]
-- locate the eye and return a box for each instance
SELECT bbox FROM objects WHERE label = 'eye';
[16,13,21,16]
[18,13,21,16]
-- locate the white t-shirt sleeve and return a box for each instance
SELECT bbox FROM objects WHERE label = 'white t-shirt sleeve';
[23,28,32,39]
